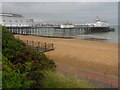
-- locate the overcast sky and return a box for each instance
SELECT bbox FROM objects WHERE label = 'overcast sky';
[2,2,118,25]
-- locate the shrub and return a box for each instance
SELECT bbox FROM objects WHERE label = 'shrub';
[2,56,35,88]
[15,46,56,82]
[0,53,2,89]
[2,26,56,71]
[2,27,25,62]
[2,27,56,87]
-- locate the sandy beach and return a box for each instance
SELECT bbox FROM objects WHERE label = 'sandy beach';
[14,35,118,77]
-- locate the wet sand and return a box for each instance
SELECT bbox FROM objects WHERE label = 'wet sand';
[14,35,118,77]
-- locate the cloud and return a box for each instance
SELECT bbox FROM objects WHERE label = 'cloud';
[2,2,118,25]
[1,0,119,2]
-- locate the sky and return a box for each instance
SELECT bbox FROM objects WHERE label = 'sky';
[2,2,118,25]
[1,0,119,2]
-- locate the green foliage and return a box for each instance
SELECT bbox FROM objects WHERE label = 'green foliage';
[0,53,2,89]
[2,26,13,41]
[41,71,93,88]
[0,25,2,40]
[13,45,56,82]
[2,26,93,88]
[2,56,35,88]
[2,27,56,88]
[0,26,2,52]
[2,27,25,62]
[2,26,56,72]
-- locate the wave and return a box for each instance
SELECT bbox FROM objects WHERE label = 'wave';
[77,35,111,40]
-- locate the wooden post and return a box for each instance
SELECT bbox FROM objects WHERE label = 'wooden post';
[38,42,40,47]
[38,42,40,50]
[27,40,28,45]
[45,43,46,50]
[36,47,39,52]
[32,41,34,47]
[51,44,53,49]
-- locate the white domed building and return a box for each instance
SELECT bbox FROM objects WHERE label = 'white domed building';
[0,13,34,27]
[86,16,109,27]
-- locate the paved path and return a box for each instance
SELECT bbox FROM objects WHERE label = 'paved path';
[55,62,119,88]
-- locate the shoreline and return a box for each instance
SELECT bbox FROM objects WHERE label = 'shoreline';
[14,34,118,77]
[15,34,118,44]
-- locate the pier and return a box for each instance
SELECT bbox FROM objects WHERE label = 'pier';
[1,13,115,38]
[6,26,114,38]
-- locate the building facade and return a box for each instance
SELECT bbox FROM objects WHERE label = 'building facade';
[0,13,34,27]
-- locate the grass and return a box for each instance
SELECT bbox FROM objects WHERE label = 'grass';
[41,70,93,88]
[0,53,2,89]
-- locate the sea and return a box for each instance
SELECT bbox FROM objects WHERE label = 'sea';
[74,26,119,43]
[35,26,119,43]
[12,25,119,43]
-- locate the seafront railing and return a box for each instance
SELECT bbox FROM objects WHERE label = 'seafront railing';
[15,36,54,52]
[22,40,54,52]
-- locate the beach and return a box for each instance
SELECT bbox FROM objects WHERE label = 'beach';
[14,35,118,77]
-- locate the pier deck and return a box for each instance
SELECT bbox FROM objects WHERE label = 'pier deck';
[6,26,114,38]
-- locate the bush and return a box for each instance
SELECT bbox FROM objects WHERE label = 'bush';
[2,56,35,88]
[2,27,56,87]
[15,46,56,81]
[2,27,25,62]
[0,53,2,89]
[2,27,56,71]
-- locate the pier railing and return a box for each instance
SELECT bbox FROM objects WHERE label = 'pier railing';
[21,40,54,52]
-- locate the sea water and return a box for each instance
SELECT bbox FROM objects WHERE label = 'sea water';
[35,26,119,43]
[75,26,119,43]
